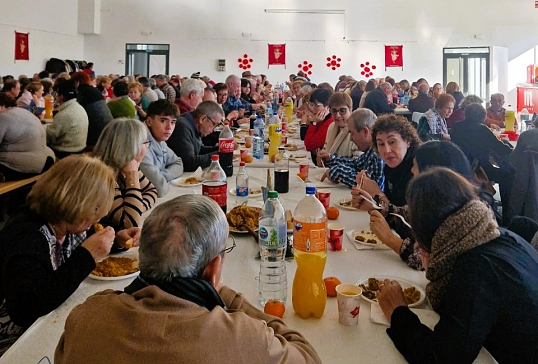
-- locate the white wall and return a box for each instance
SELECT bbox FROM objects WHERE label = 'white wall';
[0,0,84,77]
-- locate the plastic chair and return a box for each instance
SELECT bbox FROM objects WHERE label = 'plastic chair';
[411,112,423,125]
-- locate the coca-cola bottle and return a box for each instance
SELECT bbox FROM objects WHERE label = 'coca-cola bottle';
[219,122,234,177]
[202,155,228,213]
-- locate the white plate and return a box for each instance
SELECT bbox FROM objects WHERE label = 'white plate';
[336,198,358,211]
[89,270,140,281]
[356,275,426,308]
[171,177,203,187]
[229,188,263,198]
[346,229,390,250]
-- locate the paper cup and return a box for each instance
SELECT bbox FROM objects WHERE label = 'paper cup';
[316,189,331,209]
[240,148,249,161]
[328,223,345,251]
[336,284,362,326]
[299,163,309,178]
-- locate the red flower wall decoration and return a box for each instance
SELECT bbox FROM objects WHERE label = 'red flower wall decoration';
[326,55,341,70]
[238,54,253,70]
[297,61,313,75]
[360,62,376,77]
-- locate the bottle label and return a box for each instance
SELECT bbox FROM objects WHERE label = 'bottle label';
[259,224,287,248]
[202,183,227,207]
[236,186,248,197]
[293,221,327,253]
[219,138,234,153]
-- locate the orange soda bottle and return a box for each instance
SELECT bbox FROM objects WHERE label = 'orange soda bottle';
[44,94,54,119]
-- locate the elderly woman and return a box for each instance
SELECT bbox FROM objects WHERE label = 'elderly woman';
[445,81,464,109]
[46,80,89,159]
[107,81,136,119]
[352,114,421,207]
[316,92,358,166]
[129,82,150,120]
[0,155,139,354]
[16,81,45,118]
[446,94,483,128]
[93,119,157,230]
[417,94,454,142]
[358,79,377,108]
[300,88,334,162]
[377,167,538,363]
[0,93,55,181]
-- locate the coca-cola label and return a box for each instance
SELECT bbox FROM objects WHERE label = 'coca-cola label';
[202,183,227,208]
[219,138,234,153]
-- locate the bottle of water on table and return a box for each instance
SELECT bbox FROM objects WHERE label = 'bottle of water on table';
[235,161,249,205]
[253,115,265,160]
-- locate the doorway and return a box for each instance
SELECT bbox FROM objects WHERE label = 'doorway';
[443,47,490,102]
[125,44,170,77]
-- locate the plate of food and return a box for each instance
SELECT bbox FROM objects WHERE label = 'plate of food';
[227,205,261,233]
[336,198,358,211]
[288,153,308,161]
[284,143,298,151]
[229,188,263,198]
[89,256,140,281]
[171,176,203,187]
[346,229,390,249]
[356,276,425,308]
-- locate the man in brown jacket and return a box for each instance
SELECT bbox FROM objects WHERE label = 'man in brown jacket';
[55,195,321,364]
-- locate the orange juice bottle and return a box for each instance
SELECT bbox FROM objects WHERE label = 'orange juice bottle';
[44,94,54,119]
[268,123,282,161]
[285,96,294,122]
[292,186,328,319]
[505,105,516,132]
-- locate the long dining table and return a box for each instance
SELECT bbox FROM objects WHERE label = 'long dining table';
[0,131,496,364]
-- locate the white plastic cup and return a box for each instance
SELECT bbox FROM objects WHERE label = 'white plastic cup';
[336,284,362,326]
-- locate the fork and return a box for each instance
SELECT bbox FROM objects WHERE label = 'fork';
[389,213,412,228]
[360,193,383,210]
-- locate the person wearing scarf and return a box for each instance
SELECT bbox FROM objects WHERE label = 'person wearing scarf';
[55,195,322,364]
[417,94,454,142]
[376,167,538,364]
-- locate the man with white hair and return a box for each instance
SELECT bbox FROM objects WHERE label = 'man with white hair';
[364,82,396,116]
[408,83,435,114]
[175,78,204,114]
[55,195,322,364]
[222,74,262,118]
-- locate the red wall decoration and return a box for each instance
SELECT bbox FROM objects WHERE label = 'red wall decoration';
[360,62,376,78]
[268,44,286,66]
[14,31,29,61]
[297,61,313,76]
[385,45,403,69]
[238,54,253,70]
[326,55,341,70]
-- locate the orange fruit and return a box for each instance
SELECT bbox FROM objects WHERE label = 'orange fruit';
[297,172,307,181]
[264,300,285,318]
[324,276,341,297]
[245,141,252,148]
[243,155,253,163]
[326,207,339,220]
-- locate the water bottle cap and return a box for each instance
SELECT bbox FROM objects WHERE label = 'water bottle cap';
[239,161,245,166]
[211,155,219,161]
[224,121,230,126]
[306,186,316,195]
[268,191,278,198]
[273,112,278,115]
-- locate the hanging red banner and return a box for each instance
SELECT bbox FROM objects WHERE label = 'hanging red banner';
[15,32,29,61]
[268,44,286,66]
[385,45,403,69]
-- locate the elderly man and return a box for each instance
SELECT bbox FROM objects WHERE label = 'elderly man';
[222,74,262,117]
[149,77,165,99]
[138,76,158,102]
[55,195,322,364]
[203,86,217,102]
[408,83,435,113]
[486,93,511,128]
[174,78,204,114]
[168,101,221,171]
[140,100,183,197]
[155,74,176,103]
[364,82,395,116]
[318,108,385,189]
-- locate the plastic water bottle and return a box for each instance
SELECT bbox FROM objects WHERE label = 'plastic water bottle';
[235,161,248,205]
[253,116,265,160]
[519,107,530,132]
[258,191,287,307]
[292,186,328,319]
[265,101,273,124]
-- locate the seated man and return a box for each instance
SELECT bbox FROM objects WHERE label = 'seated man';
[155,74,176,103]
[168,101,221,171]
[222,74,262,117]
[55,195,322,364]
[318,108,385,189]
[363,82,395,116]
[175,78,204,115]
[486,93,512,128]
[408,83,435,113]
[140,100,183,197]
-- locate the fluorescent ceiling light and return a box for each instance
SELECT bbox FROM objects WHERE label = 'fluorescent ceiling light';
[264,9,345,14]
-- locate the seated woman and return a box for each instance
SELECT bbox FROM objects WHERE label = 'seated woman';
[129,82,150,121]
[107,81,136,119]
[377,167,538,363]
[1,80,21,100]
[0,155,139,355]
[16,81,45,119]
[93,119,157,229]
[300,88,334,162]
[46,80,89,159]
[316,92,358,166]
[240,78,256,105]
[97,76,113,100]
[352,114,421,207]
[445,81,464,109]
[0,93,55,181]
[70,72,113,150]
[446,94,483,128]
[358,79,377,108]
[417,94,454,141]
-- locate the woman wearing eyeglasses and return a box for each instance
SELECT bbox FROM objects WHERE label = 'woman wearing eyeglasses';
[93,118,157,232]
[300,88,334,161]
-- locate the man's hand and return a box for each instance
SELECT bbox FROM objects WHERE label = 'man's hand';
[317,150,330,164]
[227,110,239,121]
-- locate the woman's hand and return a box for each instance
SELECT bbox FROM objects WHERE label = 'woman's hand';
[121,160,139,175]
[82,226,115,262]
[376,279,408,321]
[355,171,383,197]
[317,150,330,166]
[369,210,403,252]
[116,227,141,248]
[351,187,376,212]
[311,109,329,123]
[442,133,451,141]
[237,117,250,125]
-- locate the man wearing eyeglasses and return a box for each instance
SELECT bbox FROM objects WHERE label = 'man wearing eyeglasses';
[140,100,184,197]
[55,195,322,364]
[169,101,223,172]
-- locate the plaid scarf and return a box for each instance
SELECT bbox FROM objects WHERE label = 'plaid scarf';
[423,108,449,135]
[426,199,499,311]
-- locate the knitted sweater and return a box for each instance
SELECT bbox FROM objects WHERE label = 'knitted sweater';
[107,97,136,119]
[46,99,89,153]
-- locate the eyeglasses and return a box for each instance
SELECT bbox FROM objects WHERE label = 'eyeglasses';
[330,108,349,116]
[220,234,236,255]
[308,102,324,108]
[205,114,223,128]
[142,140,151,147]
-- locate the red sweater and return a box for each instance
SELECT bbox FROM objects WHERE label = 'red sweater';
[304,115,334,152]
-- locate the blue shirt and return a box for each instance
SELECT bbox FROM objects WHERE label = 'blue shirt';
[222,95,252,116]
[325,147,385,189]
